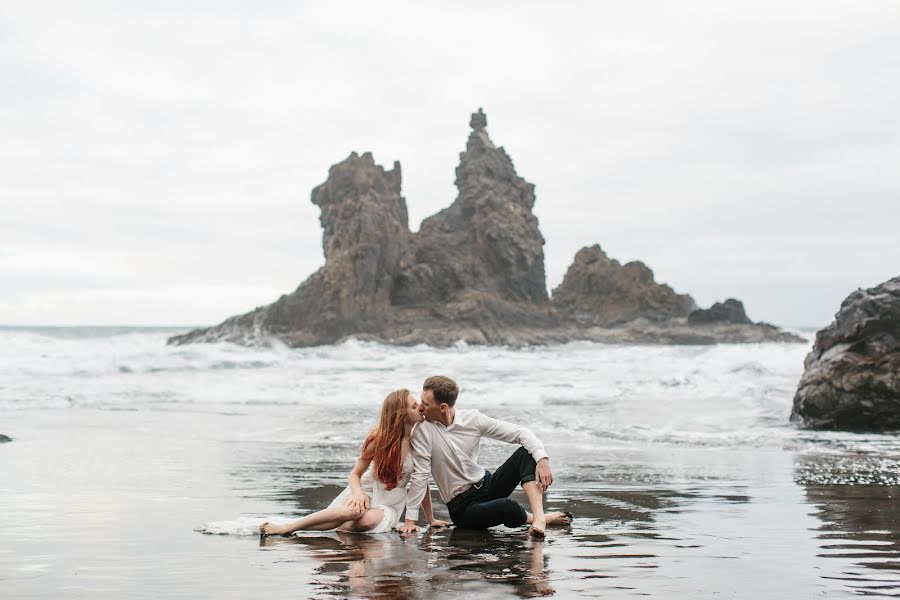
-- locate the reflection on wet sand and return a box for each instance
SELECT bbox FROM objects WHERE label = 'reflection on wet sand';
[803,483,900,596]
[443,528,555,598]
[255,484,759,598]
[262,532,420,599]
[259,528,555,598]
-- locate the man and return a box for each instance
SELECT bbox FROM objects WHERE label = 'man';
[398,375,570,537]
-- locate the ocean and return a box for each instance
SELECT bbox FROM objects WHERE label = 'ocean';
[1,326,898,598]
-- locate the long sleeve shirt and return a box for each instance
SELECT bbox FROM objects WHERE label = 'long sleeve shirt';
[404,408,548,522]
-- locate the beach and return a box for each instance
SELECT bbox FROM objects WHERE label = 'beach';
[2,327,899,598]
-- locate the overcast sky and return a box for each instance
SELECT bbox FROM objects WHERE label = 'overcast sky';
[1,1,898,328]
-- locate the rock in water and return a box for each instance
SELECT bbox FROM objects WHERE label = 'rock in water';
[0,434,11,443]
[791,276,900,430]
[688,299,752,325]
[168,110,800,348]
[551,245,696,326]
[169,109,558,347]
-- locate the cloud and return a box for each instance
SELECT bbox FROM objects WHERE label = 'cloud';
[1,1,898,326]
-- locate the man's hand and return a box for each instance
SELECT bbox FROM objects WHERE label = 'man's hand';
[536,457,553,492]
[397,519,420,535]
[346,491,370,514]
[428,519,451,529]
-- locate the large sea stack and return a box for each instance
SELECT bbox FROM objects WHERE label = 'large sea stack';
[170,109,560,347]
[791,276,900,430]
[169,110,801,348]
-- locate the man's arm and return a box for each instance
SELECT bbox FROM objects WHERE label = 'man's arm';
[421,481,449,528]
[473,410,549,462]
[474,410,554,490]
[398,424,432,533]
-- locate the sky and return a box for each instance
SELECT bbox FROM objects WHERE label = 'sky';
[1,1,898,328]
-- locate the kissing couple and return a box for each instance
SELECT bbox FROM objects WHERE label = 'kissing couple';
[260,375,571,539]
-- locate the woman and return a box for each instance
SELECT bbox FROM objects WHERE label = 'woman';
[260,389,448,536]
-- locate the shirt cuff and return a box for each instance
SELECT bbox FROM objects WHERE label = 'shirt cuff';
[532,449,549,463]
[405,507,419,522]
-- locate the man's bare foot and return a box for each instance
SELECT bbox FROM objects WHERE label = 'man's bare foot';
[259,521,286,537]
[545,511,573,526]
[529,516,546,539]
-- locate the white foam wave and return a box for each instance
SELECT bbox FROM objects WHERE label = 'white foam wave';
[195,516,293,536]
[0,326,823,452]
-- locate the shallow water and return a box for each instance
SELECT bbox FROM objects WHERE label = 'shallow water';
[1,328,899,598]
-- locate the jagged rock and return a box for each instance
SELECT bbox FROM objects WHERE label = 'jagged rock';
[169,109,556,347]
[394,108,549,310]
[168,110,800,348]
[791,276,900,430]
[0,434,11,443]
[551,245,696,326]
[688,299,752,325]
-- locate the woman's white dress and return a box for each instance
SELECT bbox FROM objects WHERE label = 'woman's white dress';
[326,451,414,533]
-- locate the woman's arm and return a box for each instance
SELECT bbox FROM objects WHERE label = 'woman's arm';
[346,445,373,514]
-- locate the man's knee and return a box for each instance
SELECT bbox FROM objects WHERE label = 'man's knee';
[514,446,536,466]
[500,500,528,528]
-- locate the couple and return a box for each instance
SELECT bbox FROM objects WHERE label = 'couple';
[260,376,570,538]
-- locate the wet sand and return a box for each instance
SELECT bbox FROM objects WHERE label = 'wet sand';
[3,409,899,598]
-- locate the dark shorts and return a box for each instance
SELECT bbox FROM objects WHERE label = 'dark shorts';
[446,446,537,529]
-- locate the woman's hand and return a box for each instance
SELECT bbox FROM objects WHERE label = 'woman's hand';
[428,519,450,529]
[346,491,370,514]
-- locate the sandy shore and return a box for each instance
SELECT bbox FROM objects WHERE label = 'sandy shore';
[3,409,899,598]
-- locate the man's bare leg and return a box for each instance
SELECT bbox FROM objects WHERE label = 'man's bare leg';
[522,481,547,537]
[260,505,364,536]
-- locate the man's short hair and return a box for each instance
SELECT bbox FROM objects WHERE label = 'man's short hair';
[423,375,459,407]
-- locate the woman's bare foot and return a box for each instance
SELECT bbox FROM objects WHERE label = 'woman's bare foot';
[259,521,287,537]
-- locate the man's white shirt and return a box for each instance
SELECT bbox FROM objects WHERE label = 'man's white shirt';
[404,408,548,522]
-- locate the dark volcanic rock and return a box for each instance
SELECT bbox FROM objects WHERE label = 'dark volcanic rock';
[0,434,11,443]
[688,299,752,325]
[169,110,558,347]
[396,109,548,308]
[170,152,412,346]
[168,110,800,348]
[791,276,900,431]
[551,245,696,326]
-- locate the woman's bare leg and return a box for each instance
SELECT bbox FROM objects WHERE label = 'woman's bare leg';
[260,505,365,536]
[338,508,385,533]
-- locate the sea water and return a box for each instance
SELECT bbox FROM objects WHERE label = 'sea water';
[1,327,898,598]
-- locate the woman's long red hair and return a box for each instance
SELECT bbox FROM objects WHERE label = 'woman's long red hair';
[361,389,410,490]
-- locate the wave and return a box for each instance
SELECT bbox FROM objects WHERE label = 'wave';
[0,326,820,453]
[195,516,289,536]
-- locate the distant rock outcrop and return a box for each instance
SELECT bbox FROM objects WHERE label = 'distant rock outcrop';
[169,110,801,348]
[0,434,11,443]
[551,245,697,326]
[688,299,752,325]
[791,276,900,430]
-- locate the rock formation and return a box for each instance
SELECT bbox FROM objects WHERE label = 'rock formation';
[791,276,900,430]
[169,110,801,348]
[551,245,697,326]
[688,299,752,325]
[170,109,559,347]
[0,434,11,443]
